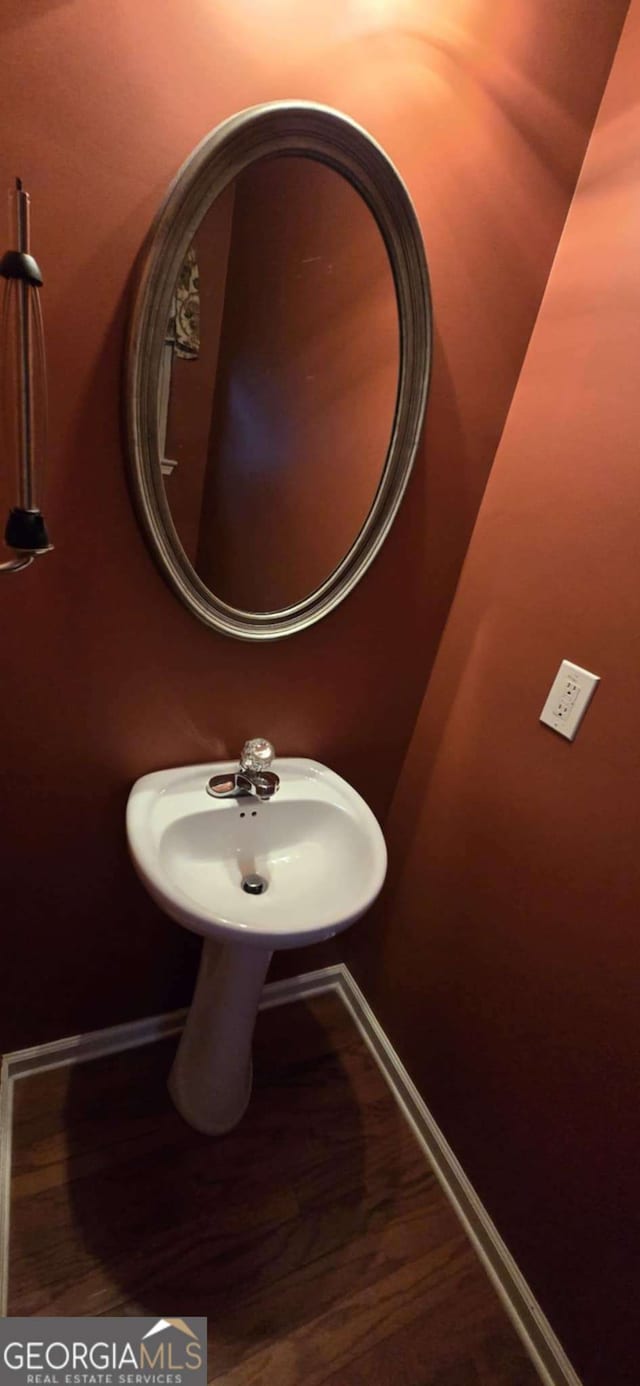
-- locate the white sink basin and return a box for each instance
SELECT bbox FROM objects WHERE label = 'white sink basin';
[126,756,386,1135]
[127,757,386,949]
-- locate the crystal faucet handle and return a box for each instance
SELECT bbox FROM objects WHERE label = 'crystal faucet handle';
[240,738,275,773]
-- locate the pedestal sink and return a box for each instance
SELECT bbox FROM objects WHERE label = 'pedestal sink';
[126,758,386,1133]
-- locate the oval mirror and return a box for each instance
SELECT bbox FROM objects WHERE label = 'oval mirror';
[126,103,432,640]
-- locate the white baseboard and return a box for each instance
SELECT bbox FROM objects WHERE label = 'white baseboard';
[0,1056,14,1321]
[331,966,583,1386]
[0,963,583,1386]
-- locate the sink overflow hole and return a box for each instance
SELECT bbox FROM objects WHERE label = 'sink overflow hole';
[242,873,268,896]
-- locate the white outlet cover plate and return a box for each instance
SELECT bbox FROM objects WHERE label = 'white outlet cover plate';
[540,659,600,741]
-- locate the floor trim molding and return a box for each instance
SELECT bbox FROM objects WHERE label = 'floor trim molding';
[0,963,582,1386]
[0,1055,14,1321]
[332,966,583,1386]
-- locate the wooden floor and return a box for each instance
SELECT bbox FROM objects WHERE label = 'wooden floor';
[7,994,540,1385]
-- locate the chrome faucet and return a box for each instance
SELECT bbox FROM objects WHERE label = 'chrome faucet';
[206,738,280,803]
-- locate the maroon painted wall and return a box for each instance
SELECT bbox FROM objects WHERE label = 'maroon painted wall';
[346,3,639,1380]
[0,0,627,1049]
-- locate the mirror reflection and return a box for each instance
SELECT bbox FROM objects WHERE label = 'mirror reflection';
[159,155,400,613]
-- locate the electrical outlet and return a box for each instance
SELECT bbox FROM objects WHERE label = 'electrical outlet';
[540,660,599,741]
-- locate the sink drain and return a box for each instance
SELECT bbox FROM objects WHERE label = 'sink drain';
[242,873,268,895]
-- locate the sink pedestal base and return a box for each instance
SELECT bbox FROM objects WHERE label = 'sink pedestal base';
[168,939,272,1134]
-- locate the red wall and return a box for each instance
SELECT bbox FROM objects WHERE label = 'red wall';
[0,0,626,1050]
[346,3,639,1381]
[197,157,398,610]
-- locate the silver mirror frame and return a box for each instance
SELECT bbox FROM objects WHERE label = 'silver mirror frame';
[126,101,432,641]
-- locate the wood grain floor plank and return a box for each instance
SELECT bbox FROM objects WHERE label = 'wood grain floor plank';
[207,1240,508,1385]
[8,993,541,1385]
